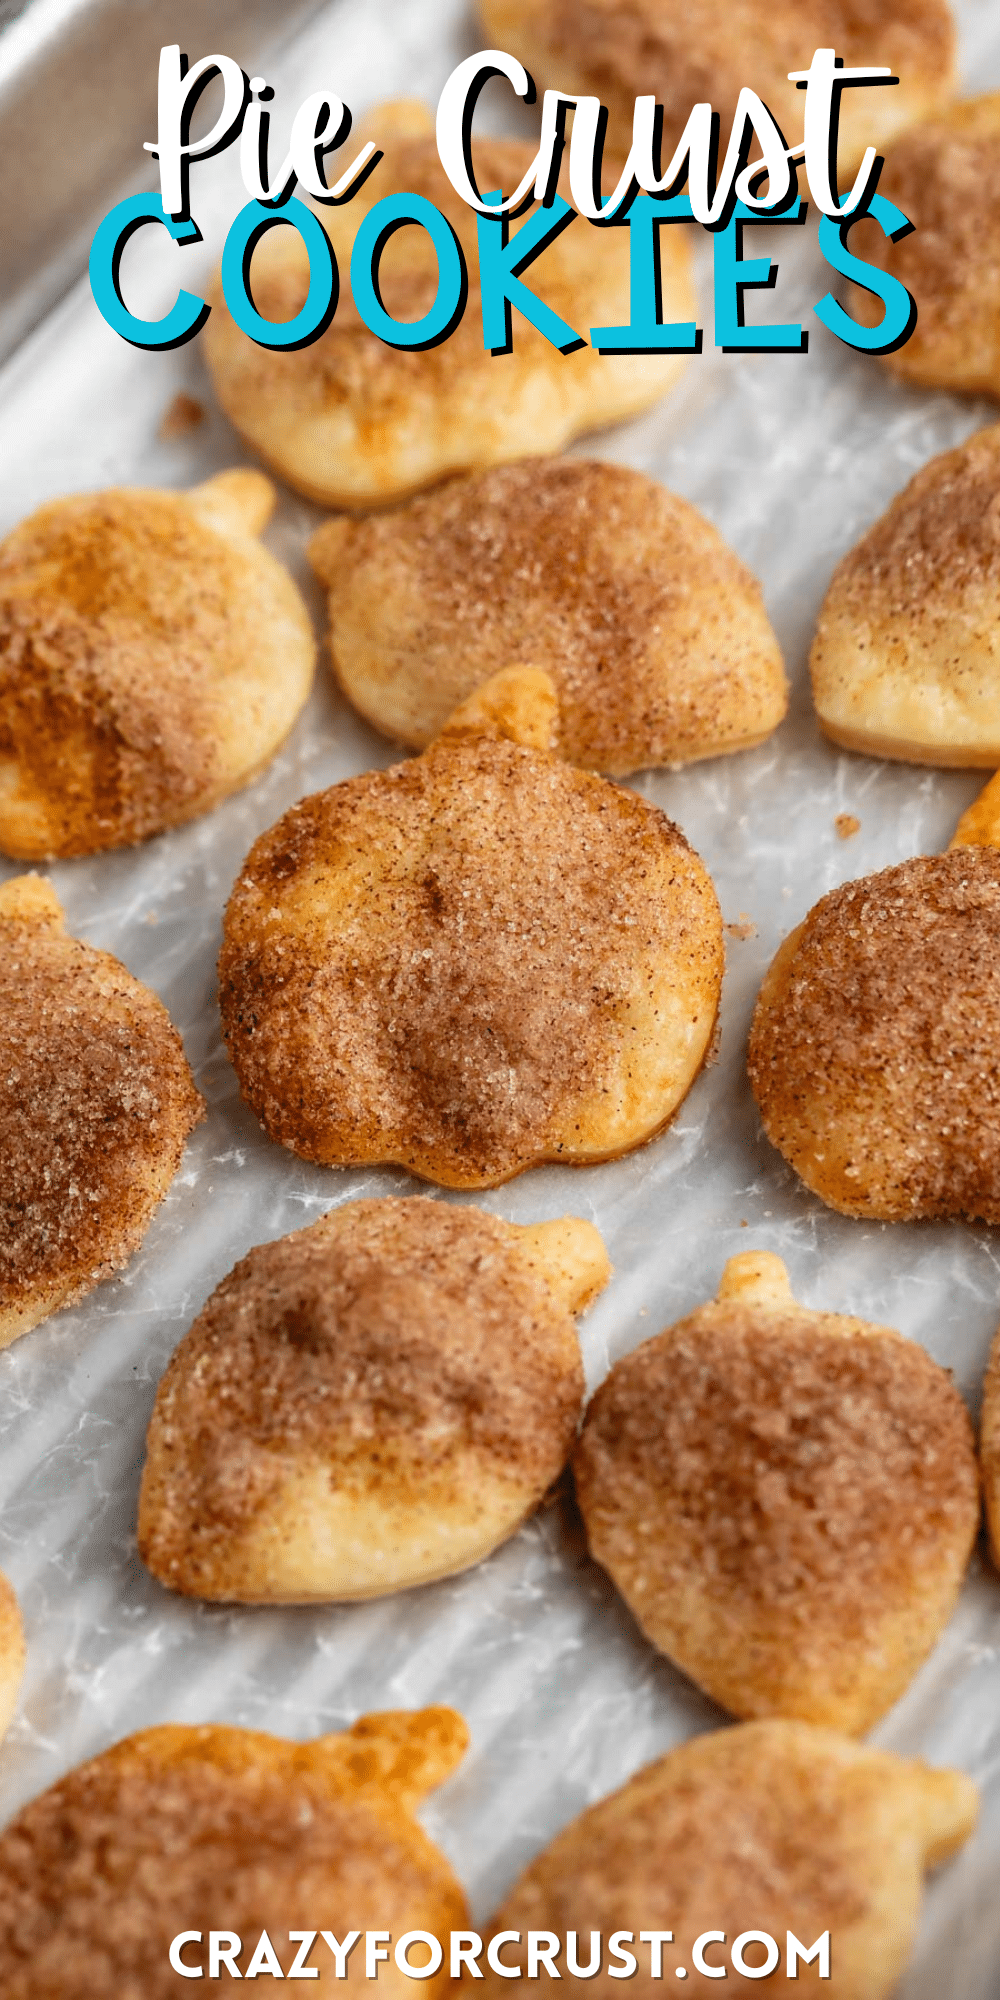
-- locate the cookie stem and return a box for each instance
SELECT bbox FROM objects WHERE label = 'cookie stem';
[716,1251,793,1306]
[949,769,1000,851]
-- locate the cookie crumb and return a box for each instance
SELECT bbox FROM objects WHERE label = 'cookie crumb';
[725,914,757,940]
[158,393,205,440]
[835,813,861,839]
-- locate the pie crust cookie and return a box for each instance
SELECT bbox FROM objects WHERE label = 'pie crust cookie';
[478,1720,977,2000]
[478,0,956,174]
[574,1251,979,1733]
[138,1197,610,1603]
[309,457,787,776]
[0,1707,468,1997]
[747,775,1000,1220]
[218,666,724,1188]
[811,424,1000,767]
[857,94,1000,397]
[0,874,205,1348]
[0,470,315,858]
[203,103,693,511]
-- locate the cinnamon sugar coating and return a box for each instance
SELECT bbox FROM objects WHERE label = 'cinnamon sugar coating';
[0,1709,468,1997]
[856,94,1000,397]
[0,471,315,858]
[811,424,1000,766]
[574,1285,978,1732]
[309,458,787,776]
[0,875,204,1347]
[479,0,954,172]
[138,1198,606,1602]
[480,1720,977,2000]
[203,109,692,509]
[748,849,1000,1220]
[218,672,723,1187]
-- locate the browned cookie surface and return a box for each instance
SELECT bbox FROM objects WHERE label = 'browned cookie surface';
[0,473,314,857]
[310,457,786,776]
[139,1200,599,1601]
[574,1284,978,1730]
[0,1711,467,1997]
[748,849,1000,1219]
[480,0,954,170]
[811,424,1000,765]
[219,684,723,1187]
[0,876,204,1346]
[854,95,1000,396]
[479,1719,976,1999]
[204,112,691,508]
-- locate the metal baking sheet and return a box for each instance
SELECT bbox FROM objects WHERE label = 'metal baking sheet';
[0,0,335,362]
[1,1,999,1991]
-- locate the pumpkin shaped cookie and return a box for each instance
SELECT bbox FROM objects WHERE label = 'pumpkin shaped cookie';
[574,1251,978,1732]
[479,1719,976,1999]
[0,875,204,1347]
[203,103,692,510]
[309,457,787,776]
[0,1707,468,1996]
[0,469,315,857]
[139,1197,609,1603]
[748,772,1000,1220]
[219,667,723,1187]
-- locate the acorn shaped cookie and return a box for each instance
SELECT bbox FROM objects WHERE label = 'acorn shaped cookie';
[0,1707,468,1996]
[574,1252,979,1733]
[203,102,693,510]
[812,424,1000,766]
[0,469,315,857]
[856,94,1000,398]
[0,875,204,1347]
[479,1720,977,1999]
[219,666,723,1187]
[748,773,1000,1221]
[138,1197,609,1602]
[309,457,787,776]
[479,0,955,172]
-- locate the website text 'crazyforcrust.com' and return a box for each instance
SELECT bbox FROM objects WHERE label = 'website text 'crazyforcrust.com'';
[167,1927,832,1980]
